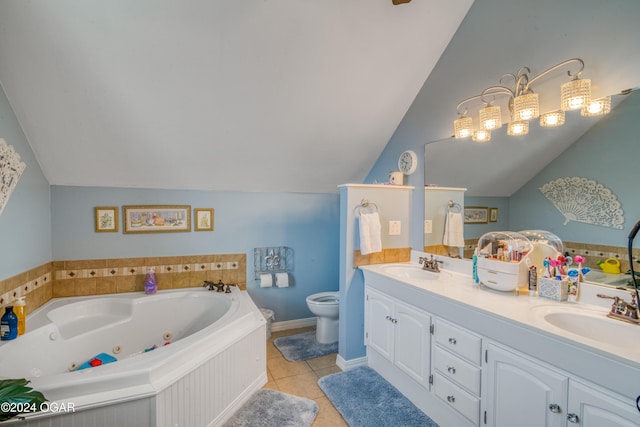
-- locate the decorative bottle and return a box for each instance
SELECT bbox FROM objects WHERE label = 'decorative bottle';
[0,306,18,340]
[145,267,157,295]
[14,297,26,335]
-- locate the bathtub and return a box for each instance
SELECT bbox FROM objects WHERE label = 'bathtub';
[0,287,266,427]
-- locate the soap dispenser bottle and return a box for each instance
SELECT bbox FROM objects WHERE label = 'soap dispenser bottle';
[145,267,157,295]
[0,306,18,340]
[14,297,26,336]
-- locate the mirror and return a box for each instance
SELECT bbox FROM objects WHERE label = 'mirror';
[424,90,640,289]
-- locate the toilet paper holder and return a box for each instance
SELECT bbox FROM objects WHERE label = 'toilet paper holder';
[254,246,293,279]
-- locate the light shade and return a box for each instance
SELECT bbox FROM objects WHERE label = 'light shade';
[472,129,491,142]
[454,116,473,138]
[561,78,591,110]
[507,120,529,136]
[479,105,502,130]
[581,96,611,117]
[540,110,566,128]
[513,93,539,121]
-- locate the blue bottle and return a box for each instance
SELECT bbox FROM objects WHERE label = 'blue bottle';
[1,306,18,340]
[145,267,157,295]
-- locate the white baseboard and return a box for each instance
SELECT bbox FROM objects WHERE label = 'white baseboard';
[271,316,317,332]
[336,354,368,371]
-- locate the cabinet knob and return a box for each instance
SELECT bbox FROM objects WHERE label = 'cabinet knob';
[448,337,457,345]
[447,395,455,403]
[548,403,561,413]
[392,318,397,324]
[447,366,456,374]
[385,315,390,320]
[567,413,580,423]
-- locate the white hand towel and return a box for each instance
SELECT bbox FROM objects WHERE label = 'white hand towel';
[359,212,382,255]
[443,211,464,248]
[260,274,273,288]
[275,272,289,288]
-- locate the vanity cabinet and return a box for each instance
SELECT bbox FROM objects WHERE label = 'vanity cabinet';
[364,288,431,387]
[483,342,639,427]
[483,342,568,427]
[432,318,482,425]
[567,379,640,427]
[361,264,640,427]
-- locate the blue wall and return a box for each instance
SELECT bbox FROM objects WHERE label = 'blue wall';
[51,186,340,321]
[0,85,51,281]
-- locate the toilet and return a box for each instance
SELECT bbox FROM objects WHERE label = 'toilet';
[306,291,340,344]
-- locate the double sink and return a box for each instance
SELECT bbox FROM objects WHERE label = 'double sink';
[377,263,640,354]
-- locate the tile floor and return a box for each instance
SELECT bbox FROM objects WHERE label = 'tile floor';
[264,326,348,427]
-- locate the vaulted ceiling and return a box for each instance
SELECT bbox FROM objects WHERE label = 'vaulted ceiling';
[0,0,473,193]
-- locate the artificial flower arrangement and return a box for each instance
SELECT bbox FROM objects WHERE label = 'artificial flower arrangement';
[542,254,591,302]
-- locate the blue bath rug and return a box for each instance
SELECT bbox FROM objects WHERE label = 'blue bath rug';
[273,331,338,362]
[318,366,439,427]
[223,389,318,427]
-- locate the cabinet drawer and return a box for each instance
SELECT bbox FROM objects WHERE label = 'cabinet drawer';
[434,345,481,396]
[434,318,482,365]
[433,372,480,425]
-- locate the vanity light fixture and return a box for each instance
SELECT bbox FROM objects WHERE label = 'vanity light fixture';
[507,120,529,136]
[453,58,607,142]
[540,109,566,128]
[581,96,611,117]
[472,129,491,142]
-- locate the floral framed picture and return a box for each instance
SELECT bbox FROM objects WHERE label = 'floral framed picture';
[490,208,499,222]
[123,205,191,233]
[464,206,488,224]
[194,208,214,231]
[95,206,118,232]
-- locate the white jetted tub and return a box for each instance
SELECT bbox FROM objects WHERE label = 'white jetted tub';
[0,287,266,427]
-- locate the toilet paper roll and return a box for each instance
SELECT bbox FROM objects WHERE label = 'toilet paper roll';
[275,272,289,288]
[260,274,273,288]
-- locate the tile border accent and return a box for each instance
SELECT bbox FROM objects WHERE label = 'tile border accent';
[1,253,247,315]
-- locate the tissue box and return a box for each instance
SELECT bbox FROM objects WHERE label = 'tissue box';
[538,277,568,301]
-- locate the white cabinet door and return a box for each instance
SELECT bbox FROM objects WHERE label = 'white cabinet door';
[567,380,640,427]
[365,289,394,361]
[394,301,431,386]
[484,343,568,427]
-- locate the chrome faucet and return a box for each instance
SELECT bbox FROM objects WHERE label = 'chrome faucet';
[419,255,443,273]
[597,292,640,325]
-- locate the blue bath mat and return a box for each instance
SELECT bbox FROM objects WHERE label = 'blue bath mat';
[223,389,318,427]
[318,366,439,427]
[273,331,338,362]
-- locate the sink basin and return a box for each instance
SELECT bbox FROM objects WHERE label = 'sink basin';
[538,308,640,348]
[380,264,444,281]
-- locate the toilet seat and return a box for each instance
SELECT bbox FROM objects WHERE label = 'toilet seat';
[307,292,339,305]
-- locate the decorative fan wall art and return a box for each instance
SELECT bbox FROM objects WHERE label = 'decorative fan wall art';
[0,138,26,217]
[539,177,624,229]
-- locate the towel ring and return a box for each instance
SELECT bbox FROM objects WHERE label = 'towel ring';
[448,200,461,212]
[354,199,379,216]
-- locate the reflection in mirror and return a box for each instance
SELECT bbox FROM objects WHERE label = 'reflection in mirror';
[424,90,640,289]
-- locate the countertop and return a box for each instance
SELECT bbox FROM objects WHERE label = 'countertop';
[359,261,640,368]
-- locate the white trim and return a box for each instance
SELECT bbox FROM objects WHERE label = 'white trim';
[337,183,415,190]
[271,316,317,332]
[336,354,368,371]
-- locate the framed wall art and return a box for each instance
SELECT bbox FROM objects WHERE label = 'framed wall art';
[194,208,214,231]
[464,206,488,224]
[95,206,118,232]
[123,205,191,233]
[489,208,498,222]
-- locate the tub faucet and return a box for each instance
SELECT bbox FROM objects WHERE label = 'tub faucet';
[597,292,640,325]
[419,255,443,273]
[203,280,237,293]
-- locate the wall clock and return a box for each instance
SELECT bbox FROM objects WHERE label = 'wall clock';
[398,150,418,175]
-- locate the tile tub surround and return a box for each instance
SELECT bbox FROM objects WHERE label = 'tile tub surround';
[0,253,246,315]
